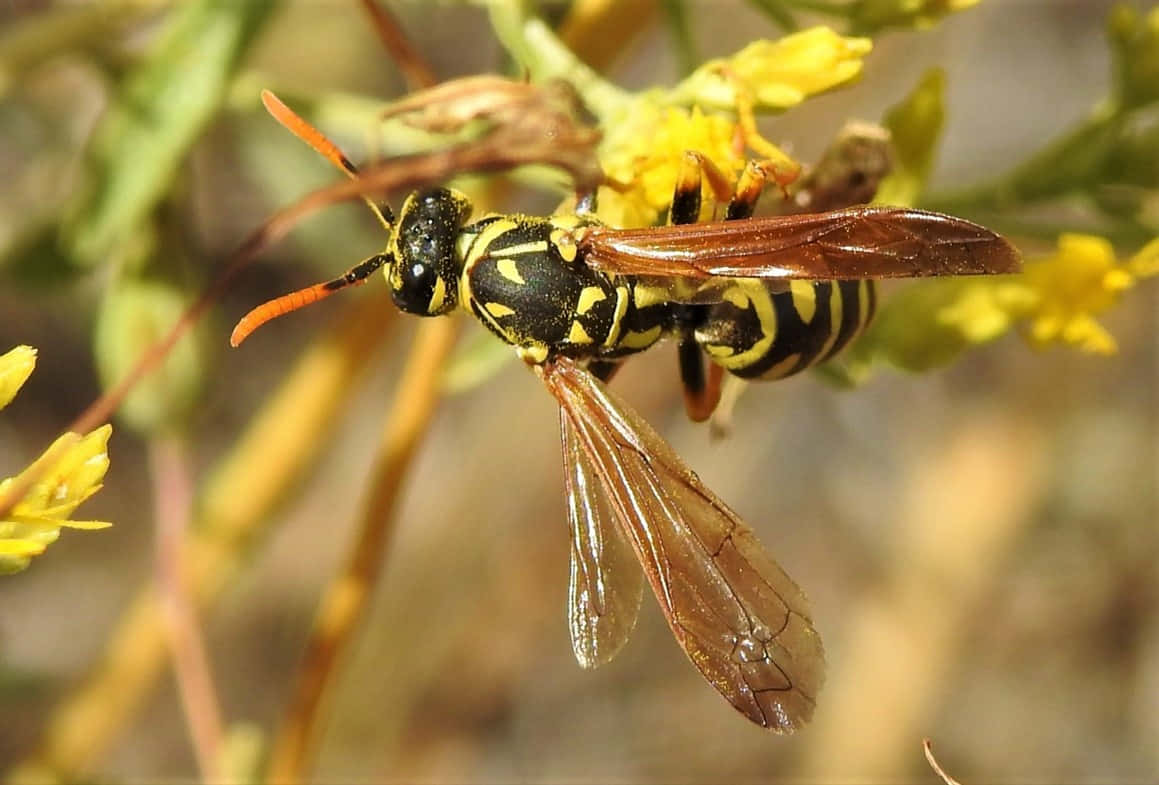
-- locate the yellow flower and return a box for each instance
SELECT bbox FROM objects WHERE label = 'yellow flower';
[1018,234,1141,354]
[593,28,872,228]
[671,28,872,111]
[598,104,749,227]
[0,346,113,575]
[843,232,1157,377]
[0,345,37,410]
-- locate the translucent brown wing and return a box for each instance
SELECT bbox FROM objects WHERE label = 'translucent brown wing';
[541,358,824,731]
[579,206,1021,280]
[562,406,644,668]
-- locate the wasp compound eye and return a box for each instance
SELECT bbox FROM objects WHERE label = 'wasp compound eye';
[392,260,440,315]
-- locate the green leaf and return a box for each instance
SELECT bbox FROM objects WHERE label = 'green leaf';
[94,277,211,434]
[65,0,278,267]
[875,67,945,207]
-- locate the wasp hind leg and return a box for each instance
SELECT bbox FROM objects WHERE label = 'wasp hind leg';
[670,155,773,421]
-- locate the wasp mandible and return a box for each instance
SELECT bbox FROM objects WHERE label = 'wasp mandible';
[232,90,1020,731]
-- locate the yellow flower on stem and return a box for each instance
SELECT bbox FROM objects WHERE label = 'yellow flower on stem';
[1018,233,1146,354]
[671,28,872,112]
[0,345,37,410]
[840,232,1157,379]
[594,27,873,228]
[0,346,113,574]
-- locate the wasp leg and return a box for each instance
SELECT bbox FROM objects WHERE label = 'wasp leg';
[676,315,724,422]
[726,159,772,219]
[668,152,729,420]
[670,152,772,421]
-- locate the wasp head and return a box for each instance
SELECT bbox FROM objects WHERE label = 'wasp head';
[386,187,472,316]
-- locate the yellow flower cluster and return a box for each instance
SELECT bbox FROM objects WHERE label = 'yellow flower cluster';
[598,105,747,228]
[1017,233,1157,354]
[868,233,1159,375]
[595,27,873,228]
[0,346,113,575]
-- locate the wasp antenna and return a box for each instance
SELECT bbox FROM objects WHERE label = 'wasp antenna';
[262,89,359,177]
[230,255,388,347]
[260,89,394,232]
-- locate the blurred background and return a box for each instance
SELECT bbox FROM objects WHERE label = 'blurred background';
[1,0,1156,782]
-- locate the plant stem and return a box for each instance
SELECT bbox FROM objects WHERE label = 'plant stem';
[11,296,394,782]
[924,107,1124,215]
[150,436,224,784]
[265,317,461,785]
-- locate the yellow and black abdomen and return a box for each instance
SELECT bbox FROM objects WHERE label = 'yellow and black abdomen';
[695,279,876,380]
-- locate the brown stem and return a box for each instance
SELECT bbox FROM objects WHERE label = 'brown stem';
[265,317,461,784]
[358,0,439,89]
[12,295,395,781]
[150,436,225,784]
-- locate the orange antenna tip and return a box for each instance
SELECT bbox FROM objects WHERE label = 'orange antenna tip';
[230,284,334,348]
[230,256,387,348]
[261,89,357,176]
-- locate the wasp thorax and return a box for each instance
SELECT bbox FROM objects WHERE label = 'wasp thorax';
[388,187,472,316]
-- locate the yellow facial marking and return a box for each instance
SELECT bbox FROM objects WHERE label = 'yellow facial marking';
[496,258,527,285]
[576,286,607,315]
[484,302,515,318]
[567,320,594,345]
[789,280,817,324]
[705,344,735,358]
[428,276,447,312]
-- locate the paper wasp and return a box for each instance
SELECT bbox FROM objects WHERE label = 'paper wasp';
[232,90,1020,731]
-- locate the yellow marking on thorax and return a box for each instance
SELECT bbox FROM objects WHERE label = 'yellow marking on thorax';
[484,302,515,318]
[491,241,549,260]
[789,280,817,324]
[550,213,586,230]
[517,343,549,364]
[576,286,607,315]
[460,219,519,316]
[496,257,527,285]
[603,285,630,347]
[550,228,578,263]
[463,219,520,271]
[618,324,662,350]
[567,320,594,345]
